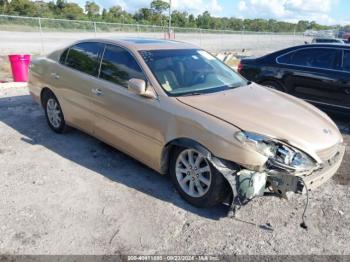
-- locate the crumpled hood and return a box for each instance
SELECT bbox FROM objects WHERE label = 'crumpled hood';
[177,83,342,161]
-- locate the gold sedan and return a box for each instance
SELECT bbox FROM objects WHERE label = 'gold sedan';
[28,38,344,209]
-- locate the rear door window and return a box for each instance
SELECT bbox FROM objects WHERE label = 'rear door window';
[59,48,69,64]
[278,48,341,70]
[342,50,350,72]
[99,44,145,88]
[65,42,103,76]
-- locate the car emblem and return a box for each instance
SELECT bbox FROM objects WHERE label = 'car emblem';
[323,128,332,135]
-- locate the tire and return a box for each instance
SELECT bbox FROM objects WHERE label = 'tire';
[42,90,67,133]
[260,80,285,92]
[169,147,229,208]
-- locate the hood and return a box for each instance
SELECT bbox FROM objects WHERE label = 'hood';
[177,83,342,161]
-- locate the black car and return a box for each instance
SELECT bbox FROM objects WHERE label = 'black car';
[311,38,345,44]
[238,44,350,114]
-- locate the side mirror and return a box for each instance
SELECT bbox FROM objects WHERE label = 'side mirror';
[128,78,157,99]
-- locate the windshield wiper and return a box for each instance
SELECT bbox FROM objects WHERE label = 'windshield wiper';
[178,92,202,97]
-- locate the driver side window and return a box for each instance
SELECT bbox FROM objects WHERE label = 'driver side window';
[99,45,146,88]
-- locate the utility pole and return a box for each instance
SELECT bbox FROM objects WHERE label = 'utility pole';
[168,0,172,35]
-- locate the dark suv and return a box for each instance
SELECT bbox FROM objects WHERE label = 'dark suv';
[238,44,350,114]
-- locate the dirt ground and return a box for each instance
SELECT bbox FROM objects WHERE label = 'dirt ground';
[0,56,12,82]
[0,85,349,255]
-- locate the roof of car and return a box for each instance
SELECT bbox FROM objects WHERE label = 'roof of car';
[306,43,348,47]
[80,37,199,51]
[258,43,350,59]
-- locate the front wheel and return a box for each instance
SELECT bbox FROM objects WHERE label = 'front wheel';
[169,147,229,207]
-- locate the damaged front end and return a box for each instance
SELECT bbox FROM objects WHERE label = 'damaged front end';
[209,131,345,221]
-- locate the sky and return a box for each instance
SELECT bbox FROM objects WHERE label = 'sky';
[71,0,350,25]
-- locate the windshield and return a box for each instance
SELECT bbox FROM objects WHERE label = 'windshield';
[139,49,247,96]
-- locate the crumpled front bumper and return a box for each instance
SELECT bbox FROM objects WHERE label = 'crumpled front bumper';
[299,144,345,190]
[267,143,345,196]
[210,143,345,211]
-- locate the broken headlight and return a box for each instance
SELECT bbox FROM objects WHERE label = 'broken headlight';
[235,131,316,171]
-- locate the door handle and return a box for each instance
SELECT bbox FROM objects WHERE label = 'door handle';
[50,72,60,80]
[91,88,102,96]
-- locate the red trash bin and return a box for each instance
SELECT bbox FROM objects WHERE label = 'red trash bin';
[8,54,31,82]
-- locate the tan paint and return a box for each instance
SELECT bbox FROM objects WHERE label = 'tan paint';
[28,38,344,186]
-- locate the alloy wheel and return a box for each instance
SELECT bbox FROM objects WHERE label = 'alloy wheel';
[46,98,62,129]
[175,149,212,198]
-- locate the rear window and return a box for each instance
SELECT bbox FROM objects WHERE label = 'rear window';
[277,48,340,70]
[65,42,103,76]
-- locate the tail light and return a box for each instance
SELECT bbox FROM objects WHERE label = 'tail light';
[237,61,243,74]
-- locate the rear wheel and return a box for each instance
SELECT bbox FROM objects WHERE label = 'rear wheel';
[42,91,67,133]
[261,80,285,92]
[169,147,229,207]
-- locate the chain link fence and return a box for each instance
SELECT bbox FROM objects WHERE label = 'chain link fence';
[0,14,312,55]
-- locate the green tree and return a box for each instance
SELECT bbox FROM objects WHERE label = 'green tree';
[32,1,54,18]
[188,14,196,27]
[0,0,8,13]
[197,11,211,29]
[103,5,133,23]
[150,0,169,14]
[134,8,153,24]
[61,3,84,20]
[6,0,37,16]
[85,1,99,19]
[171,11,188,27]
[101,8,107,20]
[0,0,346,32]
[56,0,65,10]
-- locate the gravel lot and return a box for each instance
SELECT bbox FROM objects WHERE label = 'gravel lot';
[0,86,349,255]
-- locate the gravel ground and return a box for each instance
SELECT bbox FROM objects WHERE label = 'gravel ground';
[0,86,349,255]
[0,56,12,82]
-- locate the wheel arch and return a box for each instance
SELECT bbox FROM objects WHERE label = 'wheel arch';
[163,137,237,206]
[160,137,212,174]
[40,87,55,108]
[258,78,287,91]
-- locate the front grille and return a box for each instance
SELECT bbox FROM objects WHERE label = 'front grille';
[317,144,339,162]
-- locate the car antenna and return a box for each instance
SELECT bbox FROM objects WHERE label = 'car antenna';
[299,178,309,230]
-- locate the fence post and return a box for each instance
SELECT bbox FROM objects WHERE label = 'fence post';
[199,28,202,47]
[38,17,44,54]
[93,21,97,37]
[240,27,244,50]
[220,32,223,52]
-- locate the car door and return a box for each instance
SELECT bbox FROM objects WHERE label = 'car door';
[278,47,344,108]
[54,42,104,134]
[334,49,350,108]
[91,44,163,169]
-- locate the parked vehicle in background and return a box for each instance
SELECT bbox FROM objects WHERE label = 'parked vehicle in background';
[311,38,345,44]
[341,32,350,41]
[238,44,350,114]
[29,38,344,210]
[343,34,350,44]
[315,30,336,38]
[303,30,317,37]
